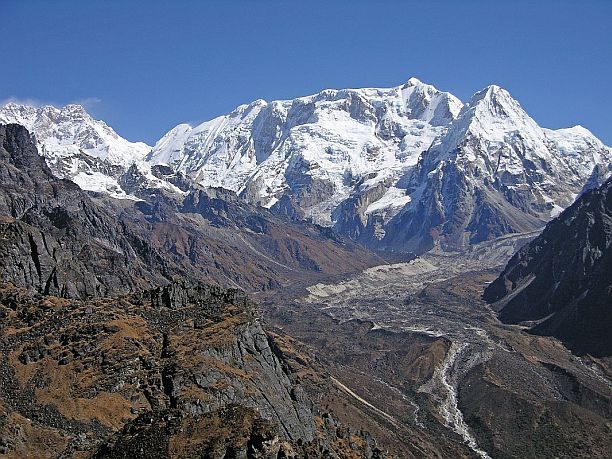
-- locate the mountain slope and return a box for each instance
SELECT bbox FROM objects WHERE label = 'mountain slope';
[484,178,612,357]
[0,280,386,458]
[0,123,173,297]
[0,123,382,297]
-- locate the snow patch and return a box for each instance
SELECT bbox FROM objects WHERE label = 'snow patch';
[365,187,411,214]
[71,171,141,201]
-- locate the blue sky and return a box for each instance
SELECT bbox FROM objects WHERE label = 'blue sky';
[1,0,611,145]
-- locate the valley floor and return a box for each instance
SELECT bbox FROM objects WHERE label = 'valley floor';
[262,233,612,458]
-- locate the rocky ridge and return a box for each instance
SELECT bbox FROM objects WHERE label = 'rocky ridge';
[0,122,392,457]
[0,281,386,458]
[484,177,612,357]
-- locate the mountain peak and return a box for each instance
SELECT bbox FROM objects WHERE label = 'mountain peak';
[450,84,535,135]
[483,83,503,93]
[403,76,424,87]
[0,101,151,175]
[1,102,93,127]
[2,101,27,110]
[428,84,552,167]
[60,103,89,116]
[467,84,518,113]
[0,103,39,130]
[399,78,463,126]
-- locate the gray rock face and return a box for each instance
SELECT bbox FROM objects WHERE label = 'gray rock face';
[484,178,612,357]
[333,177,391,240]
[129,281,316,443]
[173,318,315,441]
[0,124,174,297]
[377,150,548,253]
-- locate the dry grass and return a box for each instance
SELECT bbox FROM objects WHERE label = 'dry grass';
[100,317,157,353]
[8,346,38,388]
[1,325,30,336]
[172,313,250,355]
[0,412,68,459]
[177,385,211,403]
[405,339,448,382]
[34,362,134,429]
[179,355,252,381]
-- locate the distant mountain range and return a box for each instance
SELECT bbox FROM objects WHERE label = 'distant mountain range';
[2,78,610,253]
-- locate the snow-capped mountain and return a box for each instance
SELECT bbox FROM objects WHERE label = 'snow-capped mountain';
[148,78,611,252]
[2,78,610,254]
[0,102,151,198]
[374,85,611,252]
[146,77,463,225]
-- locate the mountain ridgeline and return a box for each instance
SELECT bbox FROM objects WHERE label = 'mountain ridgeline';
[2,78,610,254]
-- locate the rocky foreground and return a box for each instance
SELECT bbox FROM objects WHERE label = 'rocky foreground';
[0,281,386,458]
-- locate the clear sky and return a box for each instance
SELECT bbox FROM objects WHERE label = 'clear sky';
[1,0,610,145]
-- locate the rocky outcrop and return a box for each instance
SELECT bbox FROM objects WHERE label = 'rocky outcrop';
[0,281,386,458]
[0,124,174,298]
[333,177,392,240]
[94,406,292,458]
[484,178,612,357]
